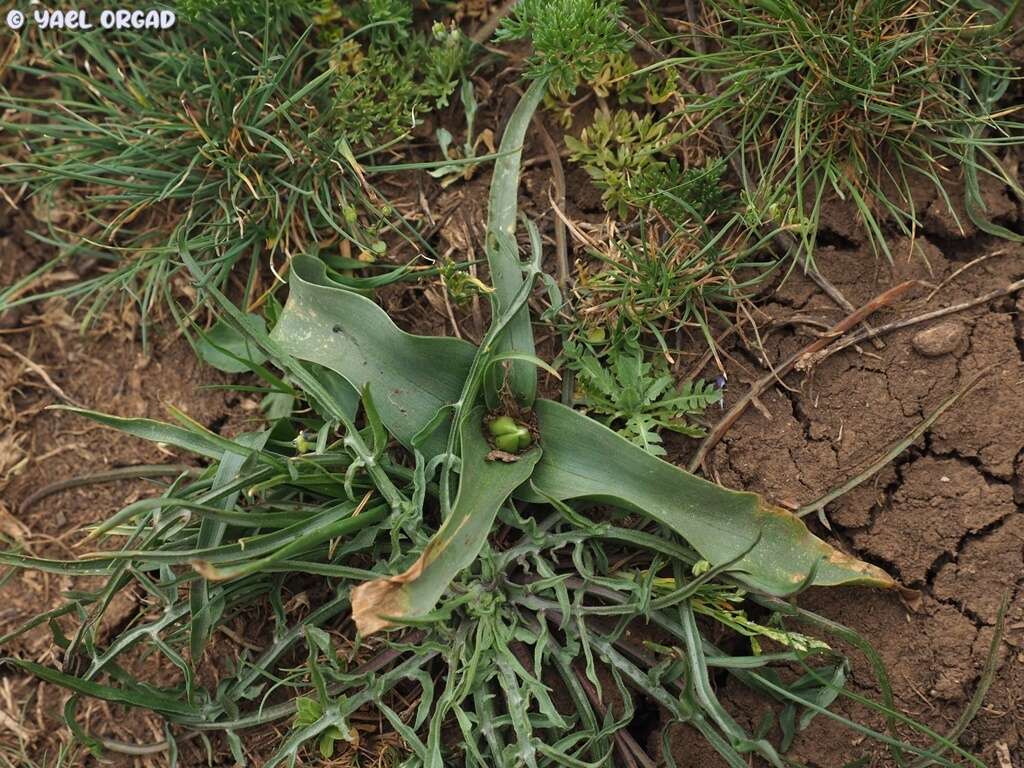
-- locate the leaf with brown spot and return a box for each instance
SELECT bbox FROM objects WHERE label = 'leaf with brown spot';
[272,265,893,598]
[521,399,895,596]
[351,408,540,635]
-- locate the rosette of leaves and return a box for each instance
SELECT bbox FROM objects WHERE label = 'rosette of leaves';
[0,4,417,337]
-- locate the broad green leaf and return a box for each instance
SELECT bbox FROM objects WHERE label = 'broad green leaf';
[485,77,547,407]
[351,408,540,635]
[523,399,894,595]
[269,256,474,455]
[306,362,359,421]
[270,262,892,596]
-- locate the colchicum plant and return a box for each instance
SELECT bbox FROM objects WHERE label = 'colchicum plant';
[1,73,989,768]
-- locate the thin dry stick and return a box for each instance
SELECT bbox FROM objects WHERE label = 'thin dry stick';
[0,341,85,408]
[797,365,993,525]
[680,314,831,382]
[0,709,32,742]
[924,249,1006,302]
[531,116,575,403]
[681,322,743,381]
[618,21,666,61]
[796,277,1024,372]
[440,285,464,340]
[688,280,917,472]
[549,196,601,251]
[470,0,518,45]
[531,115,569,289]
[804,269,886,351]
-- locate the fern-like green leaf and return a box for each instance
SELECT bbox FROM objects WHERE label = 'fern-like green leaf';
[564,339,721,453]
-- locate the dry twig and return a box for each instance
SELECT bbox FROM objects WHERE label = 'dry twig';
[0,341,84,408]
[796,277,1024,372]
[688,280,917,472]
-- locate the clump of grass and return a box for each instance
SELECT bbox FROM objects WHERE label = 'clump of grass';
[0,1,460,335]
[569,222,772,348]
[672,0,1024,258]
[559,143,770,377]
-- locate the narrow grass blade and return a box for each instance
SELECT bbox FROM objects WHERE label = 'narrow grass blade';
[190,431,269,661]
[52,406,266,464]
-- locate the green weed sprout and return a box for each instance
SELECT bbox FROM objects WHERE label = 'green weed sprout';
[562,336,721,454]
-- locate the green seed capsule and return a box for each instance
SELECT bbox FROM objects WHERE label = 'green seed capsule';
[489,415,518,436]
[493,432,522,453]
[488,416,532,452]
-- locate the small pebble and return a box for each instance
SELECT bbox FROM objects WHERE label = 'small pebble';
[911,321,965,357]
